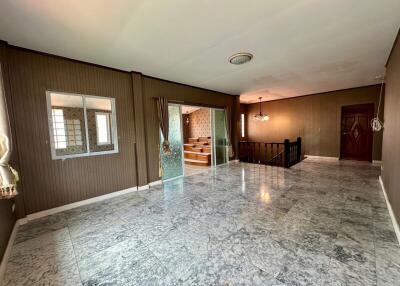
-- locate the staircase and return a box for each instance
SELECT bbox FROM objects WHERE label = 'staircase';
[184,137,212,166]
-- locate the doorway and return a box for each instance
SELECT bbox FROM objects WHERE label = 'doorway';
[182,106,212,176]
[160,104,228,180]
[340,103,374,162]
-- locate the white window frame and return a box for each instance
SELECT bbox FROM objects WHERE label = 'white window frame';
[46,91,119,160]
[95,112,112,145]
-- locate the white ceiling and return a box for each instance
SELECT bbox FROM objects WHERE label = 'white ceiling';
[0,0,399,103]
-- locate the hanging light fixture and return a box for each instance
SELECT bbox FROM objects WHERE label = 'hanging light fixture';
[253,97,269,121]
[185,111,190,125]
[371,75,384,132]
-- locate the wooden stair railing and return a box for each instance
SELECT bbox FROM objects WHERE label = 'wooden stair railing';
[239,137,302,168]
[267,150,284,166]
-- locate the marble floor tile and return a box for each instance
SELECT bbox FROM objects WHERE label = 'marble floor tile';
[375,243,400,286]
[274,245,331,285]
[14,212,68,244]
[123,213,175,245]
[181,234,280,286]
[78,237,177,286]
[4,228,80,286]
[147,226,206,281]
[3,159,400,285]
[323,257,377,286]
[69,218,137,261]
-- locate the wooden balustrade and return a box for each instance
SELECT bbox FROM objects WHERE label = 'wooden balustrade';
[239,137,302,168]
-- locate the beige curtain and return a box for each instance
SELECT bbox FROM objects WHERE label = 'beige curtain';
[224,106,234,158]
[0,63,19,199]
[156,97,172,155]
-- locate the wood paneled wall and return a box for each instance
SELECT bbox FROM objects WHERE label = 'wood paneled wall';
[1,44,237,219]
[382,30,400,222]
[7,47,138,214]
[242,85,384,161]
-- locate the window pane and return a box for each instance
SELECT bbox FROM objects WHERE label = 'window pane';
[51,109,66,149]
[49,92,87,156]
[56,129,66,136]
[96,114,109,144]
[47,92,118,159]
[86,97,116,153]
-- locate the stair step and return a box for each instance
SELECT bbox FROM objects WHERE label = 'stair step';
[184,158,210,166]
[184,150,211,155]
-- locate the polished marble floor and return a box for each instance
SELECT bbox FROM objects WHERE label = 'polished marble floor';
[3,159,400,285]
[184,164,210,177]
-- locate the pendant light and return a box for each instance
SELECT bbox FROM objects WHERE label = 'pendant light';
[371,75,384,132]
[185,111,190,125]
[253,97,269,121]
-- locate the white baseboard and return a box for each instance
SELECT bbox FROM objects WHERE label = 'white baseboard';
[137,185,149,191]
[21,178,166,223]
[0,221,19,286]
[379,176,400,246]
[26,186,138,222]
[17,217,28,225]
[304,155,339,161]
[149,180,162,186]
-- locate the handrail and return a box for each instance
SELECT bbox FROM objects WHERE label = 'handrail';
[239,137,302,168]
[240,141,284,145]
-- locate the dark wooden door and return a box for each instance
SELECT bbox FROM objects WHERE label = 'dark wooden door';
[340,104,374,162]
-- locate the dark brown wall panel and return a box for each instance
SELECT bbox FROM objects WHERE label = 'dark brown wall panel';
[7,47,137,214]
[232,95,241,159]
[0,200,14,261]
[244,85,383,160]
[142,77,236,182]
[382,31,400,222]
[131,72,148,186]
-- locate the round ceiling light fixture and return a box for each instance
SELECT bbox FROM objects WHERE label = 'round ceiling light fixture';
[228,52,253,65]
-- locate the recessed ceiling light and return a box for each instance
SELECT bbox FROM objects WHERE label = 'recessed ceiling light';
[228,53,253,65]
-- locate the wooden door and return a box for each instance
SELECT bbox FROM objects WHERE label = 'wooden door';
[340,104,374,162]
